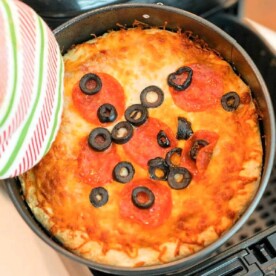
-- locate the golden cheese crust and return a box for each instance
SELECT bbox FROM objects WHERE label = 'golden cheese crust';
[20,28,263,267]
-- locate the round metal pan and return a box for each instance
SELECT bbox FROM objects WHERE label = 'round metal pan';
[5,3,276,275]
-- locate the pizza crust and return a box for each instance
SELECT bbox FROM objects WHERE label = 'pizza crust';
[20,28,263,267]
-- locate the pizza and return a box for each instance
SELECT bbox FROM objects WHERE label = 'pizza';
[20,27,263,267]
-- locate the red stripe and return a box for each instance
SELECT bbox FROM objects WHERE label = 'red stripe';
[1,6,37,147]
[31,30,60,151]
[12,8,36,127]
[1,10,62,176]
[22,153,27,173]
[35,131,40,157]
[26,149,30,172]
[38,118,43,149]
[0,3,9,108]
[41,109,47,137]
[31,135,37,160]
[28,144,34,168]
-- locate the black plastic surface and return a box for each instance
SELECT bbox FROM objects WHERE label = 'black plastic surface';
[22,0,239,29]
[182,226,276,276]
[23,0,238,17]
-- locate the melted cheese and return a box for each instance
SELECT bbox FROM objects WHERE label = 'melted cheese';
[21,28,263,267]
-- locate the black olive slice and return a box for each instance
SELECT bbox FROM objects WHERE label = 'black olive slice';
[111,121,133,144]
[140,85,164,108]
[113,161,135,183]
[157,130,171,148]
[97,103,118,123]
[167,66,193,91]
[88,127,112,151]
[79,73,102,95]
[89,187,108,208]
[221,91,240,111]
[148,157,169,181]
[190,139,209,160]
[168,167,192,190]
[124,104,148,127]
[176,117,193,140]
[131,186,155,209]
[165,147,182,167]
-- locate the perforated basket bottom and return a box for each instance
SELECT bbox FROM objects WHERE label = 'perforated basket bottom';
[218,162,276,252]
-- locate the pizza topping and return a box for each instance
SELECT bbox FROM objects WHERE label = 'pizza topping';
[176,117,193,140]
[111,121,133,144]
[78,139,120,186]
[120,179,172,227]
[157,130,171,148]
[89,187,109,208]
[167,166,192,190]
[148,157,169,181]
[167,66,193,91]
[165,147,182,167]
[124,104,148,127]
[88,127,112,151]
[79,73,102,95]
[190,139,209,160]
[131,186,155,209]
[97,103,118,123]
[113,161,135,183]
[123,118,177,168]
[140,85,164,108]
[181,130,219,174]
[221,91,240,111]
[169,64,224,111]
[72,72,125,124]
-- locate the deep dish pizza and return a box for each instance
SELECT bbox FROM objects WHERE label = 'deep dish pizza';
[20,27,263,267]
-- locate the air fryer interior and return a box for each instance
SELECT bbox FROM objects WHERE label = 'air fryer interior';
[6,4,275,275]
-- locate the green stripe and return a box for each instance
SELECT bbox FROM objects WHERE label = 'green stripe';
[0,17,45,176]
[43,56,64,155]
[0,0,18,127]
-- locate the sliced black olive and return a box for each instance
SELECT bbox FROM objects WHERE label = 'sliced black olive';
[113,161,135,183]
[148,157,169,181]
[89,187,108,208]
[140,85,164,108]
[221,91,240,111]
[165,147,182,167]
[190,139,209,160]
[79,73,102,95]
[168,167,192,190]
[176,117,193,140]
[167,66,193,91]
[111,121,133,144]
[131,186,155,209]
[97,103,118,123]
[157,130,171,148]
[124,104,148,127]
[88,127,111,151]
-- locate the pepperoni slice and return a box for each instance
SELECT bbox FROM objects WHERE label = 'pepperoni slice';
[77,138,120,186]
[181,130,219,175]
[169,64,224,112]
[119,179,172,227]
[72,72,125,124]
[123,118,177,168]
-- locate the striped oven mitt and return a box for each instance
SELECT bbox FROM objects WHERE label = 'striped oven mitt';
[0,0,64,179]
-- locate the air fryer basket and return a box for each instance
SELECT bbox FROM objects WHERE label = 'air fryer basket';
[5,4,275,275]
